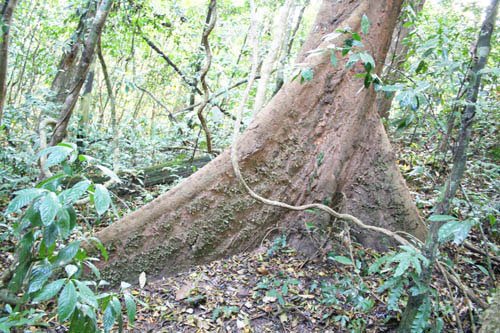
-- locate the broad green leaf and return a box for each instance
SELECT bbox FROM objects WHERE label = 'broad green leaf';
[65,264,78,278]
[476,265,489,276]
[18,231,34,262]
[429,214,456,222]
[37,173,67,189]
[43,222,58,248]
[361,13,370,34]
[84,261,101,280]
[438,219,474,245]
[330,52,337,67]
[38,145,73,169]
[300,68,314,83]
[8,260,31,293]
[28,265,53,294]
[387,279,403,311]
[40,192,60,226]
[56,208,71,239]
[381,84,406,92]
[58,281,77,322]
[68,206,77,230]
[330,256,353,265]
[54,241,81,266]
[394,254,412,277]
[124,293,136,324]
[346,53,360,68]
[25,205,42,227]
[359,52,375,68]
[111,296,122,316]
[121,282,131,290]
[88,237,108,262]
[5,188,46,215]
[32,279,65,303]
[74,280,98,309]
[94,184,111,216]
[80,304,97,327]
[103,304,115,332]
[59,180,90,205]
[95,165,121,183]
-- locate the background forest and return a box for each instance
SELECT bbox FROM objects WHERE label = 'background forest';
[0,0,499,332]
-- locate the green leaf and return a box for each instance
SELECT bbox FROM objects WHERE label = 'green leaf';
[359,52,375,68]
[84,261,101,280]
[429,215,456,222]
[65,264,78,278]
[361,13,370,35]
[25,205,42,227]
[59,180,91,205]
[368,255,390,274]
[111,296,122,317]
[18,231,34,262]
[8,260,31,293]
[5,188,46,215]
[43,222,58,248]
[330,256,353,265]
[95,165,121,183]
[103,304,115,332]
[28,265,53,294]
[387,278,403,311]
[68,206,77,230]
[330,52,337,67]
[32,279,65,303]
[38,145,73,169]
[124,294,136,324]
[74,280,98,309]
[381,84,406,92]
[346,53,360,68]
[394,253,412,277]
[56,208,71,239]
[54,241,81,266]
[300,68,314,83]
[88,237,108,262]
[80,304,97,328]
[58,281,77,322]
[40,192,61,226]
[37,173,67,189]
[438,219,474,245]
[94,184,111,216]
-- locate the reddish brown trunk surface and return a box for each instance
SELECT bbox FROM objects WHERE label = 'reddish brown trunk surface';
[95,0,426,285]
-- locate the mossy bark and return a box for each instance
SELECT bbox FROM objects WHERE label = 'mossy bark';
[94,0,427,285]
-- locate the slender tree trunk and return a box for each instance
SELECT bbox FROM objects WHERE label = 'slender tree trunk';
[97,38,120,172]
[48,0,113,147]
[0,0,19,126]
[274,0,310,96]
[93,0,426,285]
[399,1,498,330]
[253,0,293,115]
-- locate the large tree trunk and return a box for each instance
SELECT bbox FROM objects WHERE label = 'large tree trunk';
[95,0,427,285]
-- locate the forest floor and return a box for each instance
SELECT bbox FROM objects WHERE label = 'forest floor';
[120,236,493,333]
[0,138,498,332]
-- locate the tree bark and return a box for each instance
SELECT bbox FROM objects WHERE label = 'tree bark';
[479,281,500,333]
[0,0,19,126]
[48,0,113,147]
[94,0,426,285]
[253,0,293,115]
